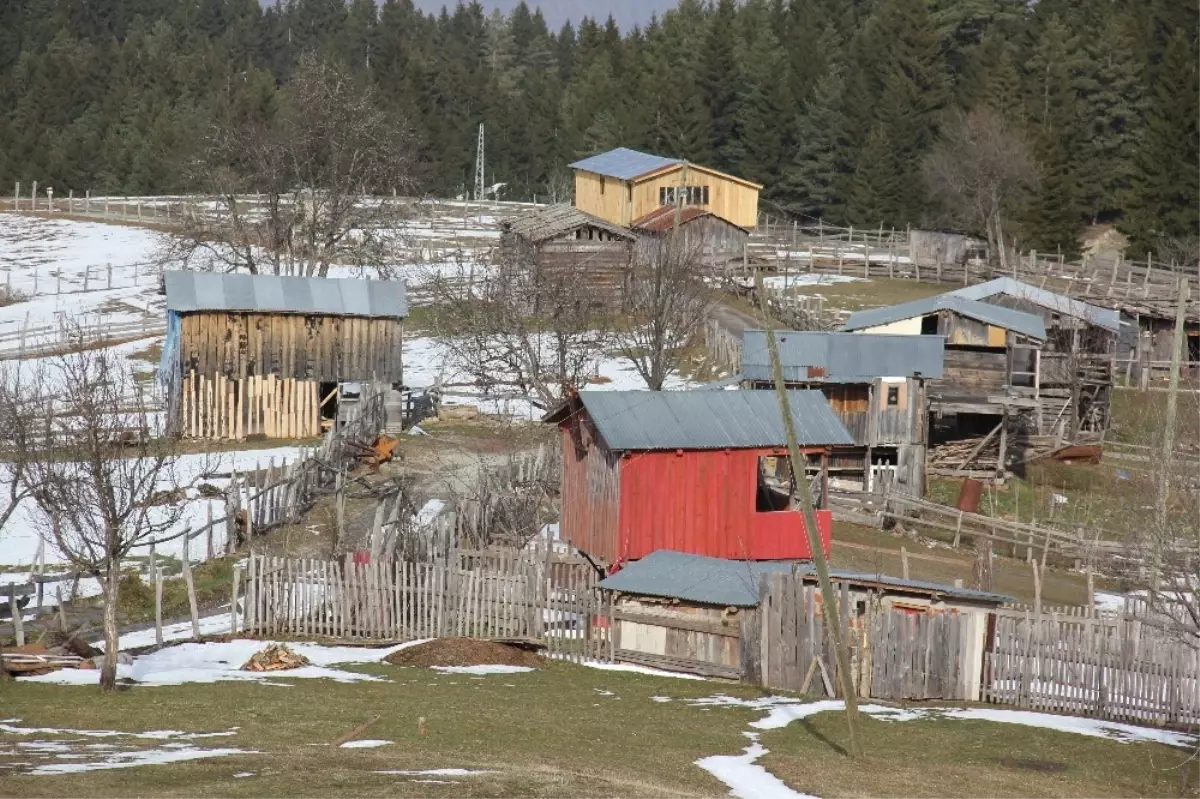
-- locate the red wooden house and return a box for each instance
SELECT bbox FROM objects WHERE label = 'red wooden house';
[544,390,854,566]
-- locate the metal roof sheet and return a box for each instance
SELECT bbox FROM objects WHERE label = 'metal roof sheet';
[504,204,635,244]
[742,331,945,383]
[163,271,408,318]
[573,389,854,451]
[629,205,749,235]
[946,277,1122,333]
[841,294,1046,340]
[569,147,681,181]
[597,550,1013,606]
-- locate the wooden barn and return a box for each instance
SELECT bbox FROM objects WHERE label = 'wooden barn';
[841,295,1054,436]
[630,205,749,271]
[543,389,854,566]
[499,205,637,307]
[740,331,945,496]
[597,549,1009,690]
[570,147,762,229]
[160,271,406,440]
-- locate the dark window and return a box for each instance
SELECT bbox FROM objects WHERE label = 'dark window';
[887,386,900,406]
[920,314,939,335]
[756,456,792,512]
[600,177,606,195]
[659,185,710,207]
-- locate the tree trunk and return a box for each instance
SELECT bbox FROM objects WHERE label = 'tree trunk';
[100,562,121,691]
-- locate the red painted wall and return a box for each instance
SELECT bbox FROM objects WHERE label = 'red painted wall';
[558,425,831,563]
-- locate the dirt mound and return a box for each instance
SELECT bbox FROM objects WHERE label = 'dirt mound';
[385,638,544,668]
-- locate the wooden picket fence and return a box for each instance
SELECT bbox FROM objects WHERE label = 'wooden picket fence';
[178,371,322,440]
[753,572,973,701]
[242,548,612,663]
[983,610,1200,726]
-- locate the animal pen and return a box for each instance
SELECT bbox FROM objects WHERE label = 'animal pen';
[160,271,406,440]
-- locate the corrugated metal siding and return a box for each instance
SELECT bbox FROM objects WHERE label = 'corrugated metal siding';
[578,389,853,451]
[164,271,408,318]
[948,277,1121,333]
[617,449,831,562]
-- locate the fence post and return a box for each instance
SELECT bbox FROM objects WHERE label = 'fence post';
[85,189,90,214]
[31,181,38,212]
[13,182,18,211]
[68,189,73,214]
[8,584,24,647]
[231,564,241,635]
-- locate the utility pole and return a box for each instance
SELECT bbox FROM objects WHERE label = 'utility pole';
[473,123,486,202]
[1155,277,1189,536]
[756,271,863,758]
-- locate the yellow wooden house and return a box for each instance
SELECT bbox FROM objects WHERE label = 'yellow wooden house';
[570,147,762,229]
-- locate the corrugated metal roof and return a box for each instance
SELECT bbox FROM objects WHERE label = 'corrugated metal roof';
[504,204,635,244]
[947,277,1122,333]
[574,389,854,451]
[597,550,1013,606]
[742,331,945,383]
[163,271,408,318]
[841,294,1046,340]
[570,147,681,181]
[629,205,749,235]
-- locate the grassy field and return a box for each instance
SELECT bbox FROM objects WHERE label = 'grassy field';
[1,657,1192,798]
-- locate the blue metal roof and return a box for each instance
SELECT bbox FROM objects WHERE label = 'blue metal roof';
[163,271,407,318]
[598,550,1013,606]
[947,277,1122,333]
[841,294,1046,341]
[573,389,854,451]
[569,147,681,181]
[742,331,945,383]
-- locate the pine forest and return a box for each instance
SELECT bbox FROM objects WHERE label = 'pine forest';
[0,0,1196,256]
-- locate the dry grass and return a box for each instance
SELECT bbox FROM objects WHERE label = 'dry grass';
[1,659,1191,797]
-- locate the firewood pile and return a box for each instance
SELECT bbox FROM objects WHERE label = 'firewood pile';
[928,437,1001,472]
[240,643,310,672]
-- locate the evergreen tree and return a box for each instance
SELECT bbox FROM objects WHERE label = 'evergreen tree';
[1121,31,1200,256]
[700,0,739,171]
[777,64,853,221]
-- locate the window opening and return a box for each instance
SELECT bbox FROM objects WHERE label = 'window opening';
[887,386,900,406]
[756,456,792,512]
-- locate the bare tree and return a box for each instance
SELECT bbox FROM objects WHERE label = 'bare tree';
[615,238,715,390]
[923,108,1037,270]
[164,53,420,278]
[427,249,612,412]
[25,345,199,691]
[0,364,41,535]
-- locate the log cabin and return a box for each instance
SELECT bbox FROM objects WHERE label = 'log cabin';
[160,271,406,440]
[499,204,637,308]
[543,389,854,566]
[740,330,945,496]
[630,205,749,272]
[570,147,762,229]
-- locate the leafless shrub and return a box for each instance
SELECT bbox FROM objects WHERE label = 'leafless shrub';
[162,53,420,278]
[616,238,716,390]
[426,247,612,412]
[924,108,1037,270]
[24,343,204,690]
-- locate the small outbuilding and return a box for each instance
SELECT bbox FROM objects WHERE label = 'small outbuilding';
[499,204,637,307]
[630,205,749,271]
[571,147,762,229]
[740,331,944,495]
[598,549,1011,694]
[159,271,406,439]
[543,389,854,566]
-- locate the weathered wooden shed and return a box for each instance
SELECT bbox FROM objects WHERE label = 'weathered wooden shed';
[544,390,853,566]
[740,331,945,495]
[948,278,1120,431]
[630,205,749,271]
[909,229,987,266]
[597,549,1010,692]
[499,205,637,307]
[160,271,406,440]
[571,147,762,229]
[842,295,1055,433]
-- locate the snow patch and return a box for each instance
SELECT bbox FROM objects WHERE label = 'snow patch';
[696,732,815,799]
[340,739,393,749]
